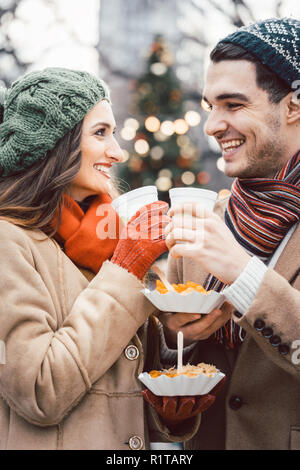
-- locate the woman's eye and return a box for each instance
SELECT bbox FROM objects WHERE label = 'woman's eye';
[95,128,106,136]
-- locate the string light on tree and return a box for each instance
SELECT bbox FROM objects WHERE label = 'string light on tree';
[150,62,167,76]
[124,118,140,131]
[121,149,130,162]
[160,120,175,136]
[121,127,136,141]
[184,111,201,127]
[217,157,226,172]
[145,116,160,132]
[181,171,196,185]
[174,119,189,135]
[150,146,164,160]
[155,176,173,191]
[134,139,150,156]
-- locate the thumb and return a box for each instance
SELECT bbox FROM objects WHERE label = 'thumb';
[169,241,199,259]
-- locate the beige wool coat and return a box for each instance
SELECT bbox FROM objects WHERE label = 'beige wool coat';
[167,197,300,450]
[0,220,198,450]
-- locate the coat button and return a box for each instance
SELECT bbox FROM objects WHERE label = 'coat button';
[262,327,273,338]
[278,343,290,355]
[254,319,265,331]
[124,345,139,361]
[269,335,281,347]
[129,435,144,450]
[229,395,243,410]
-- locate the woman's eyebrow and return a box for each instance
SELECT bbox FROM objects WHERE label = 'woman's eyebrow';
[90,121,117,130]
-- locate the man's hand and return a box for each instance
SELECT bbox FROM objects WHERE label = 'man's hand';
[159,302,234,346]
[165,203,251,285]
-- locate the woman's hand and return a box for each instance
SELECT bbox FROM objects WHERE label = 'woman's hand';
[159,302,234,346]
[111,201,170,280]
[142,376,226,428]
[165,203,251,285]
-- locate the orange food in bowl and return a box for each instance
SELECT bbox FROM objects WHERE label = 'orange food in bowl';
[155,280,210,295]
[149,363,219,379]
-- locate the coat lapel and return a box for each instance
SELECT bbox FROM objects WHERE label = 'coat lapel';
[272,222,300,283]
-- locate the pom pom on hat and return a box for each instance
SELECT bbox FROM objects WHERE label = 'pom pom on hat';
[0,67,110,177]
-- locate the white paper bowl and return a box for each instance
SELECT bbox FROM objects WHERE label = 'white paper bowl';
[141,288,225,314]
[138,371,225,396]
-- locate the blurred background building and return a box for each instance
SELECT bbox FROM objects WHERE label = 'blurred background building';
[0,0,299,201]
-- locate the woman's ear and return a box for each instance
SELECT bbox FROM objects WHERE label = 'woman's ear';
[286,90,300,125]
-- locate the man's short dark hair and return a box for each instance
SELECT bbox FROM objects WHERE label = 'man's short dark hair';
[210,42,292,104]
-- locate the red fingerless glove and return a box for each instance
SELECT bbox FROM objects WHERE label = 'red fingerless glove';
[142,376,226,425]
[111,201,170,280]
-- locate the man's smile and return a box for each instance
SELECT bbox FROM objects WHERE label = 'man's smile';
[220,138,246,159]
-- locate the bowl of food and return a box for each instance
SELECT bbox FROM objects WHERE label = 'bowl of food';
[141,280,225,313]
[138,363,225,396]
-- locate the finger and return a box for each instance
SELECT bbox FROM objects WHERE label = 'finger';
[167,227,202,244]
[162,396,178,416]
[171,214,205,231]
[130,201,169,225]
[182,309,224,338]
[210,376,226,397]
[169,202,210,219]
[176,397,196,417]
[142,389,162,408]
[169,241,202,260]
[159,312,202,329]
[164,221,173,238]
[196,394,216,413]
[185,307,232,341]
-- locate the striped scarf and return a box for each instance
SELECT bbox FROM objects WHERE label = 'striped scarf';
[205,150,300,348]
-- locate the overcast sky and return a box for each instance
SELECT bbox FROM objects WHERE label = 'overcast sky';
[7,0,300,76]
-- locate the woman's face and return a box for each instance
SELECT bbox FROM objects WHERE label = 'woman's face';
[69,100,124,202]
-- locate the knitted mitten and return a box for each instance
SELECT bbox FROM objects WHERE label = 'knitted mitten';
[142,377,226,425]
[111,201,169,280]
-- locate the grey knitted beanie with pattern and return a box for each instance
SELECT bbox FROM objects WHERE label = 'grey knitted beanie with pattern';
[218,17,300,88]
[0,67,110,177]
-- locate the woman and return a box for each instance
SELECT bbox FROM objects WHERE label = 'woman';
[0,67,206,450]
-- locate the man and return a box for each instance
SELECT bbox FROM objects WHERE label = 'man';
[160,17,300,450]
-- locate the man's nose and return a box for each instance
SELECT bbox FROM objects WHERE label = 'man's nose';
[105,136,124,163]
[204,110,228,137]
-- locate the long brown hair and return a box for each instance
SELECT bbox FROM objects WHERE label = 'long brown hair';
[0,120,83,237]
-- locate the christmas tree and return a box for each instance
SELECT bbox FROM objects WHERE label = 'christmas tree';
[117,35,203,202]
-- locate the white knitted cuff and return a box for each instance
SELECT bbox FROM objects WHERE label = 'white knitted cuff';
[223,256,268,315]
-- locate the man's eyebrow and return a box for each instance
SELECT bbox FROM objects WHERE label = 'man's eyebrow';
[90,121,116,130]
[203,93,249,103]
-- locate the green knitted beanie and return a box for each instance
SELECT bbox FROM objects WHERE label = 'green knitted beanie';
[218,17,300,88]
[0,67,110,177]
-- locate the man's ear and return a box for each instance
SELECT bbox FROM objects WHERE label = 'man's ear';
[286,90,300,125]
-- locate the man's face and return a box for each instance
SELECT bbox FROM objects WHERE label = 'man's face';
[203,60,289,179]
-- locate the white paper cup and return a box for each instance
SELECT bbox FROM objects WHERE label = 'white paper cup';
[169,188,218,212]
[111,186,158,224]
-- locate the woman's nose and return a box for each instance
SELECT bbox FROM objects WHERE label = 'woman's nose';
[105,137,124,163]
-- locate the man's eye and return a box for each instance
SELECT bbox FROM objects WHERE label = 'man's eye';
[201,100,212,112]
[227,103,242,109]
